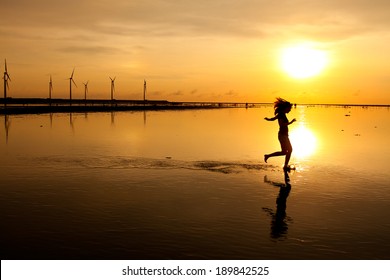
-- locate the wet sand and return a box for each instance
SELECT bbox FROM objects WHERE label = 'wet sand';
[1,107,390,259]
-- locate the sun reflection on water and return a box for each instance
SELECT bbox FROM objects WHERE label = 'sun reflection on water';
[289,124,317,159]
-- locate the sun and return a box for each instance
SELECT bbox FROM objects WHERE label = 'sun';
[281,44,328,79]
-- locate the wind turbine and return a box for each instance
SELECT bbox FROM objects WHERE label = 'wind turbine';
[143,79,147,101]
[68,68,77,102]
[3,59,11,103]
[110,76,116,100]
[83,81,89,100]
[49,75,53,100]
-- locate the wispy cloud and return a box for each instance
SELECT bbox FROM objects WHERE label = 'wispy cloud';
[57,46,120,55]
[4,0,389,40]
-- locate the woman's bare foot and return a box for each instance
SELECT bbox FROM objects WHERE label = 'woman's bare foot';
[283,165,295,171]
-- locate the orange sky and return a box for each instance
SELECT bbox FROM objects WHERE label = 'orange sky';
[2,0,390,104]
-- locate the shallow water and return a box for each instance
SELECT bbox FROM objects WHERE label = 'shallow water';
[1,106,390,259]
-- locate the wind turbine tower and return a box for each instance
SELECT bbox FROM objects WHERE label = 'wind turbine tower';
[110,77,116,100]
[3,59,11,104]
[83,81,89,100]
[68,68,77,103]
[143,79,147,101]
[49,75,53,99]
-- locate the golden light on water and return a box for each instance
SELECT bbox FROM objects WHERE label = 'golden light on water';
[289,124,317,159]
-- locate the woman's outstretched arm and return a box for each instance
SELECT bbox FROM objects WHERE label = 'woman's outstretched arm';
[264,116,278,121]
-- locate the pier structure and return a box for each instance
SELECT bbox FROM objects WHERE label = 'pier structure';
[0,98,270,114]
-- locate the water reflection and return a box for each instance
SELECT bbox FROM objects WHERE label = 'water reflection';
[263,170,292,239]
[1,107,390,259]
[69,113,75,132]
[3,115,10,143]
[111,112,115,125]
[289,124,317,159]
[50,113,53,128]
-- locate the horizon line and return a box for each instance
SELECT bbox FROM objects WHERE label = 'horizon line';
[1,97,390,107]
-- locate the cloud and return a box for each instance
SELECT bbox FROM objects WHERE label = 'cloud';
[170,90,184,96]
[3,0,390,44]
[224,90,239,97]
[57,46,119,55]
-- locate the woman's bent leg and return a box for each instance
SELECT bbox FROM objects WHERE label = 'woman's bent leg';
[265,151,286,162]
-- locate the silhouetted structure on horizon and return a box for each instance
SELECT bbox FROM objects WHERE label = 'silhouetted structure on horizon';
[110,77,116,100]
[68,68,77,103]
[143,80,147,101]
[3,60,11,105]
[83,81,89,101]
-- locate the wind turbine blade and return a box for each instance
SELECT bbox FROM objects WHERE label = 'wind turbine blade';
[109,77,113,81]
[113,77,116,81]
[72,79,77,88]
[71,68,75,79]
[6,73,11,82]
[6,80,9,90]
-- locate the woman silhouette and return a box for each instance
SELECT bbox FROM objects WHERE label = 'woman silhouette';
[264,98,296,169]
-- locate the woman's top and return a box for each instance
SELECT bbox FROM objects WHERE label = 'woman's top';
[277,113,289,136]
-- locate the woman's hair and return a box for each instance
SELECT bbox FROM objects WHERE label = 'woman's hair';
[274,97,292,115]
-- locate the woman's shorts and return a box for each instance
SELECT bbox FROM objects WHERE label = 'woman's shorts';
[278,133,292,152]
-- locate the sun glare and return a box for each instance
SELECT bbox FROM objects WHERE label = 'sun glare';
[281,44,328,79]
[289,125,317,159]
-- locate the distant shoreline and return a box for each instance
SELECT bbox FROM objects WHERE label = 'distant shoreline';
[1,98,389,115]
[0,98,267,115]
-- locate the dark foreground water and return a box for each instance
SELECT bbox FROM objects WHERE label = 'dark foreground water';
[1,106,390,259]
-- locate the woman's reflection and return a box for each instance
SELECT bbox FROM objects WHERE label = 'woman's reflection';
[263,170,292,239]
